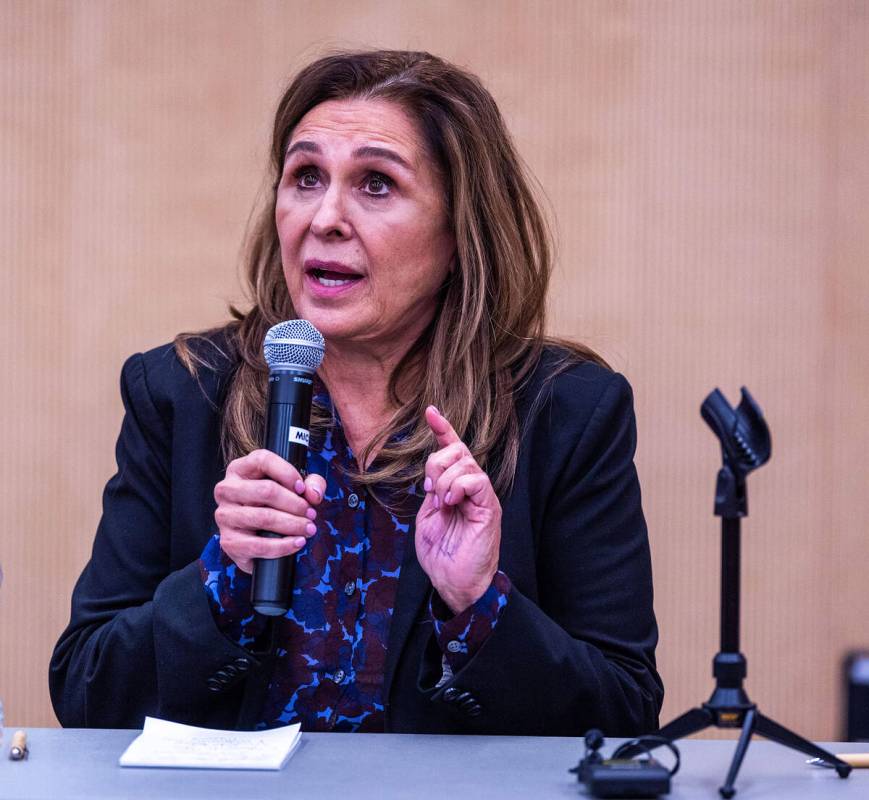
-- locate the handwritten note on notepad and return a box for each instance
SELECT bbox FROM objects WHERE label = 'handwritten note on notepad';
[119,716,302,770]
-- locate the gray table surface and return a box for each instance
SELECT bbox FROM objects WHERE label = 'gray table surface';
[1,729,866,799]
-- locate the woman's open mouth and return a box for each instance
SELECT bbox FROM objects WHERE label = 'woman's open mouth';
[304,260,365,295]
[309,268,362,288]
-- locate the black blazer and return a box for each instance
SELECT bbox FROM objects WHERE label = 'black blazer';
[50,338,663,735]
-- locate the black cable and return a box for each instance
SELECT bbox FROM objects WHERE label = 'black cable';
[611,735,681,777]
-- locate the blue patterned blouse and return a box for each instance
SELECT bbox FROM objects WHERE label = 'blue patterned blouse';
[200,380,511,731]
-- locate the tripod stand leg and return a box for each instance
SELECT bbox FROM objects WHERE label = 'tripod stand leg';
[618,707,714,758]
[752,712,853,778]
[658,706,715,741]
[719,708,755,798]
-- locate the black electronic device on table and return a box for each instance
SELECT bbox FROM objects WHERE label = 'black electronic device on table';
[571,729,678,798]
[617,387,852,798]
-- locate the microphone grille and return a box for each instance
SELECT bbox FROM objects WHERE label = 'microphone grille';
[263,320,325,372]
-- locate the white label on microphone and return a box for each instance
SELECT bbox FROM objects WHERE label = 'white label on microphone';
[289,426,310,447]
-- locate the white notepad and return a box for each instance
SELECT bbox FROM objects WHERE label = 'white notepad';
[119,716,302,770]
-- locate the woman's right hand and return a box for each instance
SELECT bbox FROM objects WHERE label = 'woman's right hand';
[214,449,327,573]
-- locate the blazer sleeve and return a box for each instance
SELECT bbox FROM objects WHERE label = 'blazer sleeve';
[49,352,262,729]
[427,370,663,735]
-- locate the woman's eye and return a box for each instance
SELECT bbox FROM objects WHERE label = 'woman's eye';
[295,169,321,190]
[364,173,392,196]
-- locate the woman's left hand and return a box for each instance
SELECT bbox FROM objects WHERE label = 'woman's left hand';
[415,406,502,615]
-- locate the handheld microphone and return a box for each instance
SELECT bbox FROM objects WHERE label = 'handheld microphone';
[251,319,325,616]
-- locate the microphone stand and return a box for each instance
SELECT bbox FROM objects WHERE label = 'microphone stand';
[623,388,851,798]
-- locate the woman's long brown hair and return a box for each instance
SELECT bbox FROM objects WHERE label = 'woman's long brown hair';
[176,50,607,496]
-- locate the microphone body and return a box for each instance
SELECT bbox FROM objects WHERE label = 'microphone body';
[251,370,313,615]
[251,320,325,616]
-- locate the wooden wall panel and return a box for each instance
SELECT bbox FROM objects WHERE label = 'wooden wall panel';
[1,0,867,738]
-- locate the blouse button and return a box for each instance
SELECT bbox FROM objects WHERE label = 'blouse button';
[347,493,359,508]
[343,581,356,596]
[333,669,346,684]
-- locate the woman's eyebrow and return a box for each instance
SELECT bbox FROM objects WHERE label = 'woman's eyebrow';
[353,145,412,171]
[285,140,321,158]
[285,140,412,171]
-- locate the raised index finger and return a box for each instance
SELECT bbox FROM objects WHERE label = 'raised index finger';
[425,405,462,449]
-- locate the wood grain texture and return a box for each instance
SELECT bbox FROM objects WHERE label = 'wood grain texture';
[1,0,867,737]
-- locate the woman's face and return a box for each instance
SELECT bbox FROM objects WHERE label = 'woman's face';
[276,98,455,354]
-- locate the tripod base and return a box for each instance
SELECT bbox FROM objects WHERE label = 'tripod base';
[627,691,852,798]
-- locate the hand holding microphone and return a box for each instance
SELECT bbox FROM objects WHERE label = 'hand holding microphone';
[213,449,324,573]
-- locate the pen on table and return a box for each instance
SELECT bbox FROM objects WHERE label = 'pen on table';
[9,729,28,761]
[807,753,869,768]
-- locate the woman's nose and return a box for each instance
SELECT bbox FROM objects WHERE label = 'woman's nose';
[310,184,352,239]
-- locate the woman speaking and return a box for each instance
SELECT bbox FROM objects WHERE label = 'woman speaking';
[50,50,663,735]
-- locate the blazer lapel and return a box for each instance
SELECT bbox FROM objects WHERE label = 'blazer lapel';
[383,516,431,699]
